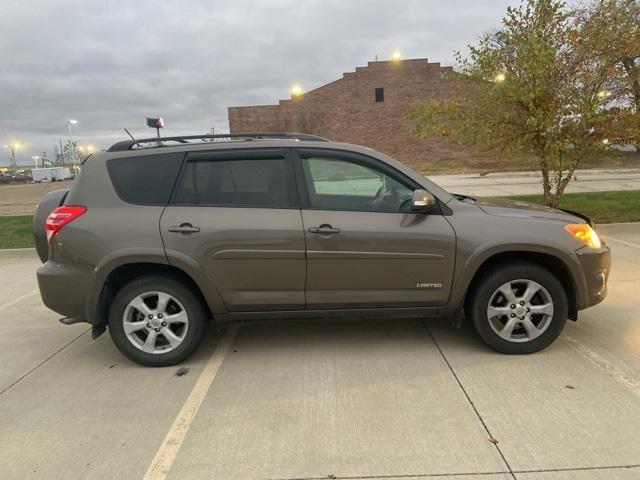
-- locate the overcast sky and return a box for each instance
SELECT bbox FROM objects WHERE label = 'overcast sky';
[0,0,514,166]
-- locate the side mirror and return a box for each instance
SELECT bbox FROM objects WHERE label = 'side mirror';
[411,189,436,212]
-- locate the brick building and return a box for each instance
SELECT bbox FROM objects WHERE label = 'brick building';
[227,58,476,169]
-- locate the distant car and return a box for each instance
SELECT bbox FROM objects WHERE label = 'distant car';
[0,172,30,183]
[33,132,610,366]
[14,173,32,183]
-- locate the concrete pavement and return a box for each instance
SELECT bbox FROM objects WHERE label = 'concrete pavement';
[0,223,639,480]
[430,168,640,197]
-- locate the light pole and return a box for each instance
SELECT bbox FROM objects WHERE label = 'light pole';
[4,142,21,172]
[67,119,78,167]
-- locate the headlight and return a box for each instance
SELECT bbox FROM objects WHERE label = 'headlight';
[564,223,602,249]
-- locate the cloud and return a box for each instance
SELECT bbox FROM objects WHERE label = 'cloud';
[0,0,512,165]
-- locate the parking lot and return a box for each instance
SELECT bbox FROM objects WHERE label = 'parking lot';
[0,223,638,480]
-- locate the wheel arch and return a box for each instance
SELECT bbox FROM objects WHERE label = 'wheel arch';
[465,250,578,320]
[88,256,226,338]
[449,247,582,323]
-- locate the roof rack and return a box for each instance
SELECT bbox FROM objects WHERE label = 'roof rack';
[107,132,329,152]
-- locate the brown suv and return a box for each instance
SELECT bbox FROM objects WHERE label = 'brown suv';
[33,133,610,366]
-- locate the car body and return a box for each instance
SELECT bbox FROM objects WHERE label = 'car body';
[1,172,31,184]
[34,133,610,366]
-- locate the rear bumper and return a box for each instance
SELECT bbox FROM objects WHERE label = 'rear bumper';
[37,261,92,320]
[575,244,611,309]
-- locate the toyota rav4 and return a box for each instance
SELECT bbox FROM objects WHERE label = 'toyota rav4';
[33,133,610,366]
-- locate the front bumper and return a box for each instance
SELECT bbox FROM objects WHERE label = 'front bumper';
[575,244,611,309]
[37,261,92,321]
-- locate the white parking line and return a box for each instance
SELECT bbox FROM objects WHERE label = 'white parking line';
[0,289,38,310]
[602,235,640,249]
[564,335,640,396]
[142,326,238,480]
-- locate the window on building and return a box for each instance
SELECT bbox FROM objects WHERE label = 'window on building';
[375,87,384,102]
[173,158,292,208]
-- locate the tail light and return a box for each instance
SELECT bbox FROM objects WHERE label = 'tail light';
[45,206,86,242]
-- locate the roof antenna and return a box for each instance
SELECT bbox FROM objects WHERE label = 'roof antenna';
[124,128,135,140]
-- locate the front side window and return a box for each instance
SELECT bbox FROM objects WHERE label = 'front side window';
[301,156,413,212]
[173,157,291,207]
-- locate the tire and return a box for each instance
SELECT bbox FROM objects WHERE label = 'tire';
[467,262,568,354]
[108,276,208,367]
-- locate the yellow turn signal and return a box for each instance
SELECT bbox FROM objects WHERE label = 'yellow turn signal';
[564,224,602,249]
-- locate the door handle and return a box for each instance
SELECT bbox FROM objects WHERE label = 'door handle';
[308,224,340,235]
[168,223,200,234]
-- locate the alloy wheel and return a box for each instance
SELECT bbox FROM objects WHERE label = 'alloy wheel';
[122,291,189,354]
[486,279,554,343]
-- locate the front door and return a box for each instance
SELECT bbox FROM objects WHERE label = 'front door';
[160,148,305,311]
[296,150,456,309]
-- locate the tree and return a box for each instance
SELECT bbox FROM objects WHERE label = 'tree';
[406,0,627,207]
[575,0,640,151]
[63,140,79,164]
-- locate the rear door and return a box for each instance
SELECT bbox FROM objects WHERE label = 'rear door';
[160,148,306,311]
[296,148,456,309]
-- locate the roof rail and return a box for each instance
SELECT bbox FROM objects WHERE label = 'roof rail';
[107,132,329,152]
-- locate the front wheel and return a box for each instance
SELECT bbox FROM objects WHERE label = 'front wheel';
[108,276,208,366]
[467,262,568,354]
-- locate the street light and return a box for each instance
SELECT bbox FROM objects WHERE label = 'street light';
[77,145,96,156]
[32,155,40,168]
[290,84,303,96]
[391,51,402,61]
[67,119,78,166]
[4,142,21,171]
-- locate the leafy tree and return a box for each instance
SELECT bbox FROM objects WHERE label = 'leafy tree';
[63,140,79,165]
[575,0,640,151]
[406,0,628,207]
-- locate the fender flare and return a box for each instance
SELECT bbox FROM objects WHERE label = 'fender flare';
[443,241,586,317]
[85,247,227,324]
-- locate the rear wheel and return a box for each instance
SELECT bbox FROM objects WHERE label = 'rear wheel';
[467,262,568,354]
[108,276,208,366]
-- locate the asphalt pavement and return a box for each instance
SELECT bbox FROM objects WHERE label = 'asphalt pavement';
[0,223,638,480]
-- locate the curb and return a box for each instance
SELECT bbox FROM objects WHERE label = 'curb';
[0,247,37,260]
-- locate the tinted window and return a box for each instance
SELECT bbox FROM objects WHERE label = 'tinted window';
[302,156,413,212]
[107,153,183,205]
[173,158,291,207]
[375,87,384,102]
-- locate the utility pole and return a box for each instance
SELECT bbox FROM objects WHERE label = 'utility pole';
[10,147,16,171]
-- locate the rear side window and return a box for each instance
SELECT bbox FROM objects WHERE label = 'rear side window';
[173,158,292,207]
[107,153,183,205]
